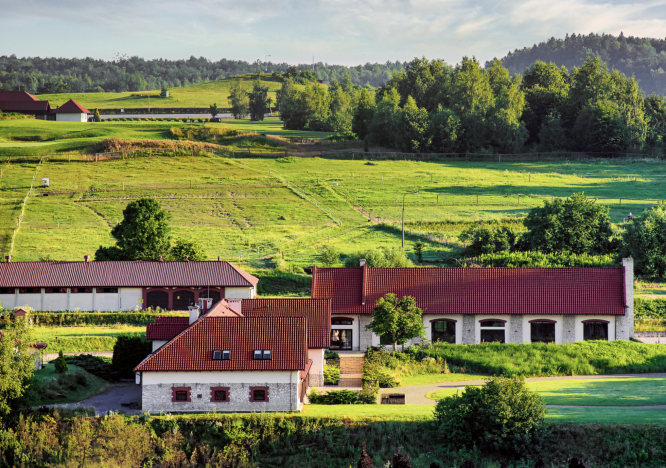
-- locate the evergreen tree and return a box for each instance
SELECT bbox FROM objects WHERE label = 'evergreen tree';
[248,80,269,121]
[93,108,101,122]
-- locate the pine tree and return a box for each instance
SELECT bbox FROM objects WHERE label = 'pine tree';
[357,442,373,468]
[93,108,101,122]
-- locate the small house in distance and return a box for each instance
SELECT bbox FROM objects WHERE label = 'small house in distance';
[51,99,90,122]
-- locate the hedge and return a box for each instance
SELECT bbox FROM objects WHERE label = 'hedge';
[0,311,184,327]
[46,337,119,353]
[635,298,666,320]
[472,251,619,268]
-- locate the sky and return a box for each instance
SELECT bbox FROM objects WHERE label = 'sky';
[1,0,666,66]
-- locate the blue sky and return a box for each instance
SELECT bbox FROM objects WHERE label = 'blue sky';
[1,0,665,65]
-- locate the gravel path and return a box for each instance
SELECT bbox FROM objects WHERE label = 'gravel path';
[395,373,666,406]
[46,382,142,416]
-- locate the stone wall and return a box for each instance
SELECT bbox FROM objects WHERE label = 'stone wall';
[562,315,576,343]
[509,315,523,344]
[309,373,324,387]
[462,315,476,344]
[142,382,300,413]
[616,258,634,340]
[359,315,374,350]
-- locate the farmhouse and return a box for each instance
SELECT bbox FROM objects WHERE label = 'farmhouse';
[136,304,310,413]
[50,99,90,122]
[0,91,90,121]
[311,258,634,349]
[0,258,258,312]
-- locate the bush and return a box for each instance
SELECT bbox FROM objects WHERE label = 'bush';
[65,354,119,380]
[621,206,666,279]
[112,334,152,378]
[323,365,341,385]
[460,226,516,256]
[471,251,618,268]
[308,389,359,404]
[362,349,401,388]
[357,382,379,404]
[324,350,339,360]
[434,377,546,455]
[320,245,339,267]
[636,298,666,320]
[54,351,68,374]
[344,246,412,268]
[0,311,179,327]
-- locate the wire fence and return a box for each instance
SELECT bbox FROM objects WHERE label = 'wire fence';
[8,157,43,256]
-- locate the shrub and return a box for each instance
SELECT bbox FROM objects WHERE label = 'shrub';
[323,365,341,385]
[434,377,546,455]
[472,251,618,268]
[621,206,666,279]
[357,382,379,404]
[308,389,358,404]
[358,442,373,468]
[65,354,119,380]
[54,351,68,374]
[459,226,516,256]
[324,350,340,360]
[362,349,400,388]
[636,298,666,320]
[112,334,152,378]
[391,448,412,468]
[320,245,339,267]
[344,246,412,268]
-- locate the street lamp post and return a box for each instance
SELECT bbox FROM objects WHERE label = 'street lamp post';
[402,191,418,249]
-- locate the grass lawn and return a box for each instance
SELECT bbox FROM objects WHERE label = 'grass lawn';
[426,378,666,406]
[33,325,146,341]
[398,373,489,387]
[32,363,110,405]
[545,407,666,424]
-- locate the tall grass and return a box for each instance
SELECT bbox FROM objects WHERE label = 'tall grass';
[417,340,666,377]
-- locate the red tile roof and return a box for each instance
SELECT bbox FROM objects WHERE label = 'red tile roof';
[51,99,90,114]
[136,316,308,372]
[0,91,40,102]
[146,323,190,340]
[0,261,259,288]
[0,100,51,112]
[311,266,626,316]
[154,316,190,324]
[241,298,331,349]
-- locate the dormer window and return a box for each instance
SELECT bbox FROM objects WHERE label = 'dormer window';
[213,350,230,360]
[253,350,272,360]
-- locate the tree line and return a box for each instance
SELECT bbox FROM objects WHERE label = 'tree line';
[276,56,666,154]
[0,55,405,94]
[494,32,666,96]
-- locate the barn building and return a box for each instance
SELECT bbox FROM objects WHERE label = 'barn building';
[0,91,52,119]
[0,259,258,312]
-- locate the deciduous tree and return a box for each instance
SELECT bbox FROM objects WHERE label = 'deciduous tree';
[621,205,666,279]
[366,294,425,351]
[0,322,35,416]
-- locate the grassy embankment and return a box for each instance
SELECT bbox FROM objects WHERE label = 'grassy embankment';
[35,75,282,110]
[31,362,109,404]
[32,324,145,353]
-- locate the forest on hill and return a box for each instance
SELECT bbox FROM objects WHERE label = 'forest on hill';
[0,55,404,94]
[492,33,666,96]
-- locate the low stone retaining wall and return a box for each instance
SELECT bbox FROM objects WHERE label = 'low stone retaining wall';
[635,331,666,337]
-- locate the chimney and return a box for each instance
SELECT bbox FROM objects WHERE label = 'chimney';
[84,255,90,263]
[185,255,189,262]
[188,305,200,325]
[199,297,211,313]
[158,256,163,262]
[5,256,10,263]
[217,256,221,262]
[359,258,366,267]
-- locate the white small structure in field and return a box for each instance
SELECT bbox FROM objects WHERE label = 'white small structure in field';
[51,99,90,122]
[41,178,49,188]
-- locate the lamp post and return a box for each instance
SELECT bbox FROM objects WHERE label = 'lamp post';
[402,191,418,249]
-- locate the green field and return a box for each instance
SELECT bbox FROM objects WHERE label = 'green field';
[426,378,666,406]
[32,363,109,404]
[36,76,282,110]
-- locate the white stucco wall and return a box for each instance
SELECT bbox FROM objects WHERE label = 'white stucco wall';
[120,288,143,310]
[475,315,511,344]
[423,315,463,344]
[44,293,68,311]
[522,315,564,344]
[142,370,298,385]
[330,314,360,349]
[16,293,41,310]
[95,292,119,311]
[55,113,87,122]
[224,287,254,299]
[0,293,16,309]
[69,293,93,311]
[575,315,616,342]
[152,340,168,352]
[308,349,324,376]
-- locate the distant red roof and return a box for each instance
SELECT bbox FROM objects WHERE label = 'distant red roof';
[242,298,331,349]
[51,99,90,114]
[312,266,626,316]
[0,91,40,102]
[136,316,308,372]
[0,100,50,112]
[0,261,259,288]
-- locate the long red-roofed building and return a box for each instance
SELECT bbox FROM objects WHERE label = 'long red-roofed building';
[0,91,90,121]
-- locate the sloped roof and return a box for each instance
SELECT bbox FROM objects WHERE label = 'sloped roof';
[0,91,40,102]
[51,99,90,114]
[0,100,50,112]
[136,316,308,372]
[241,298,331,349]
[146,316,189,340]
[311,266,626,316]
[0,261,259,288]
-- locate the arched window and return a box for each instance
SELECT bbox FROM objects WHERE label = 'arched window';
[431,319,456,344]
[529,320,556,343]
[173,290,195,310]
[582,320,609,341]
[146,290,168,310]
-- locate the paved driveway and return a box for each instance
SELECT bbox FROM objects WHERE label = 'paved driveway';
[47,382,142,416]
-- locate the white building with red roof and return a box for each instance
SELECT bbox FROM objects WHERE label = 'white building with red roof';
[50,99,90,122]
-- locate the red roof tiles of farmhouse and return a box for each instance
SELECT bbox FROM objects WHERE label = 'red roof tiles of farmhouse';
[51,99,90,114]
[146,318,190,340]
[241,298,331,349]
[0,100,50,112]
[0,91,40,102]
[0,261,259,288]
[311,266,626,316]
[136,316,308,372]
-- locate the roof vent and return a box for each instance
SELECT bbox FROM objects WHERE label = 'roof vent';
[5,256,10,263]
[217,256,221,261]
[359,258,366,267]
[84,255,90,262]
[159,255,163,262]
[185,255,189,262]
[212,350,222,360]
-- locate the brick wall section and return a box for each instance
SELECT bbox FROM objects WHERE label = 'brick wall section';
[562,315,576,343]
[509,315,523,344]
[359,316,374,350]
[462,315,476,344]
[615,258,634,340]
[340,356,364,374]
[142,382,300,413]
